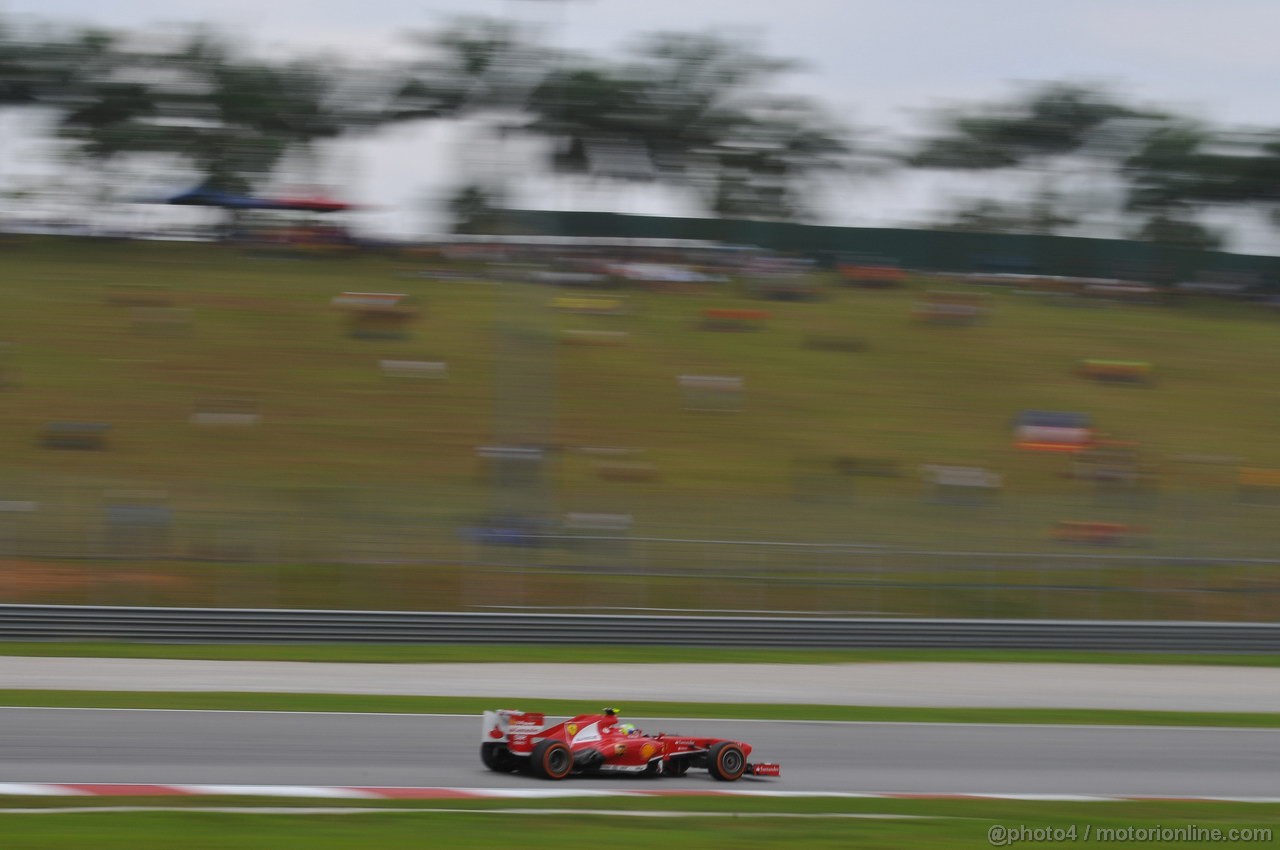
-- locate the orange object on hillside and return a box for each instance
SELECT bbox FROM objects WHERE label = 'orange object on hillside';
[1052,521,1148,545]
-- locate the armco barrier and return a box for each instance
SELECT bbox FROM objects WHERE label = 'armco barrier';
[0,605,1277,651]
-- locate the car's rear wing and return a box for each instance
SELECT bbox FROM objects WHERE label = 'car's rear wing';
[482,709,546,745]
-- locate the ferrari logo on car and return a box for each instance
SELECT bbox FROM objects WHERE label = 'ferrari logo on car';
[566,723,578,737]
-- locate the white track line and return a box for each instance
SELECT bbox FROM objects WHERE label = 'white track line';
[173,785,382,799]
[0,784,90,797]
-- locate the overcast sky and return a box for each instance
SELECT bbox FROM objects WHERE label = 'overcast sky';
[5,0,1280,249]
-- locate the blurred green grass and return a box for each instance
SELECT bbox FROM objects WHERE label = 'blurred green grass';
[3,555,1277,620]
[1,236,1279,615]
[2,690,1279,727]
[0,801,1275,849]
[3,238,1277,515]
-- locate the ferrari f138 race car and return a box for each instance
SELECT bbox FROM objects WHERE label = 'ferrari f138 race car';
[481,707,781,781]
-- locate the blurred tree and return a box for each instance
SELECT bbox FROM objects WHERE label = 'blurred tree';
[524,63,653,178]
[525,32,851,220]
[51,29,375,196]
[1125,125,1280,225]
[448,183,506,233]
[1132,212,1222,251]
[56,35,162,162]
[1118,124,1280,249]
[1121,123,1219,248]
[908,83,1161,235]
[909,83,1144,168]
[389,16,554,230]
[13,11,1280,246]
[702,98,851,219]
[615,30,797,174]
[392,21,853,222]
[0,22,53,105]
[390,16,548,120]
[933,192,1076,235]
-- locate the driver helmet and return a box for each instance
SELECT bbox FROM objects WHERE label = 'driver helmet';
[618,723,639,736]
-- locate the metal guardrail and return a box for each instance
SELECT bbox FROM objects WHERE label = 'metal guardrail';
[0,605,1277,651]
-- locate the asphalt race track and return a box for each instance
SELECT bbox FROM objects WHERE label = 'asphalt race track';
[2,708,1277,797]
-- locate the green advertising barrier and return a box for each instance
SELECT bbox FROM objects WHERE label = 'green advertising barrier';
[499,210,1280,286]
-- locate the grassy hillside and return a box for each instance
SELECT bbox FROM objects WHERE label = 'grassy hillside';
[0,235,1278,573]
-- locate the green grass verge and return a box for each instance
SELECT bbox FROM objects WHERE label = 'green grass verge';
[1,641,1277,667]
[0,800,1275,849]
[0,797,1277,817]
[3,236,1280,579]
[2,690,1278,728]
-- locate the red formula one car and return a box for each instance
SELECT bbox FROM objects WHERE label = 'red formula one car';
[480,707,780,781]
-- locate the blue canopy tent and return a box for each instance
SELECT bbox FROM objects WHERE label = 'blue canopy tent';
[146,185,356,244]
[162,187,353,212]
[164,187,269,209]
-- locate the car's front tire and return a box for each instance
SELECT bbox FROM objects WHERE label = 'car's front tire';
[707,742,746,781]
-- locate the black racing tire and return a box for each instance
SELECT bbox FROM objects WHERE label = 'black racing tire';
[707,742,746,782]
[529,739,574,780]
[480,742,520,773]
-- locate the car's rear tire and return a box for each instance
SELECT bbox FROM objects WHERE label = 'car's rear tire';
[529,740,574,780]
[480,742,520,773]
[707,742,746,782]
